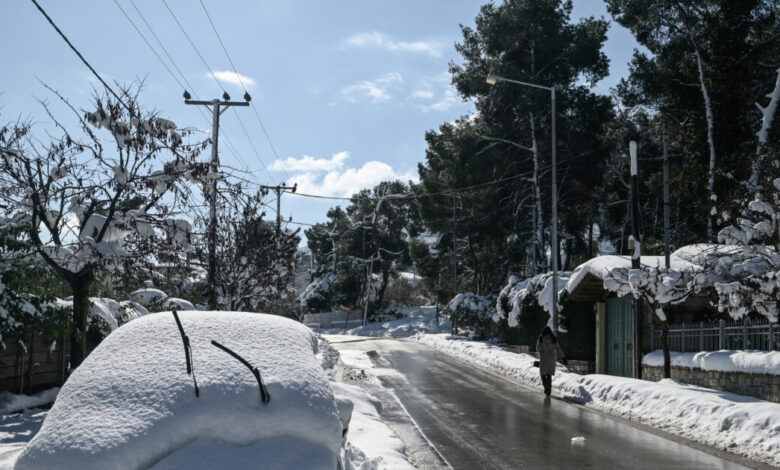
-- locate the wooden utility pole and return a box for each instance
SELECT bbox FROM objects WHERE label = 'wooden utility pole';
[629,141,642,379]
[185,96,249,309]
[260,183,297,235]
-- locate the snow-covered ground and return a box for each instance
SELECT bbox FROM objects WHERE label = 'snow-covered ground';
[413,333,780,467]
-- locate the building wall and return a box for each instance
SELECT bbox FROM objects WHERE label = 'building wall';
[642,365,780,403]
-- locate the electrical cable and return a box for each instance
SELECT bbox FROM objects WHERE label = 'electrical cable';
[197,0,290,181]
[30,0,130,112]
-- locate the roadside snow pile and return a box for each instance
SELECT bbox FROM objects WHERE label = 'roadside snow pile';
[331,383,414,470]
[412,333,780,467]
[15,311,346,470]
[0,389,58,415]
[319,306,450,337]
[643,350,780,375]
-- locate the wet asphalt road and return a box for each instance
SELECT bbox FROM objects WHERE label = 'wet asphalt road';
[327,336,761,470]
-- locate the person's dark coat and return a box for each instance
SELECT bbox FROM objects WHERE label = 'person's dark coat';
[535,329,565,376]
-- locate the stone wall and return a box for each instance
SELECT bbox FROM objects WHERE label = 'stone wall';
[642,365,780,403]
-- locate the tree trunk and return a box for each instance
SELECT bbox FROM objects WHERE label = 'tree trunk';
[694,46,717,240]
[661,320,671,379]
[68,269,94,368]
[751,68,780,190]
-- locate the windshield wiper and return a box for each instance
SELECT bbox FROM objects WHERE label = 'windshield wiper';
[211,340,270,404]
[172,310,200,397]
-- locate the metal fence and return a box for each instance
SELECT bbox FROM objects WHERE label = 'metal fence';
[652,318,780,352]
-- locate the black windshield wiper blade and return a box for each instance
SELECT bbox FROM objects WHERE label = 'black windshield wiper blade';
[211,340,270,404]
[172,310,199,397]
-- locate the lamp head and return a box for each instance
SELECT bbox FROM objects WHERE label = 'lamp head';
[629,141,638,176]
[486,74,498,85]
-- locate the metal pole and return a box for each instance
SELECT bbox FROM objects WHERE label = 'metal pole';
[663,128,670,269]
[551,87,559,335]
[630,141,641,378]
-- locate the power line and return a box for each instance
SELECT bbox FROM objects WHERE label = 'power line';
[163,0,272,182]
[112,0,185,91]
[30,0,130,112]
[283,166,543,202]
[114,0,252,172]
[161,0,225,94]
[197,0,290,181]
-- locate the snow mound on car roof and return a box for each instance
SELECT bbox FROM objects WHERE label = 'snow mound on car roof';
[15,311,343,470]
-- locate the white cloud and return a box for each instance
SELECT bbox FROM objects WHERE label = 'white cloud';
[424,88,459,112]
[408,90,435,101]
[270,151,349,172]
[283,152,417,197]
[209,70,256,88]
[341,72,403,104]
[345,32,442,57]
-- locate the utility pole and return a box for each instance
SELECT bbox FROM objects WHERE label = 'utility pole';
[663,128,670,269]
[451,194,459,296]
[629,141,641,379]
[550,86,559,336]
[185,95,249,310]
[260,183,297,235]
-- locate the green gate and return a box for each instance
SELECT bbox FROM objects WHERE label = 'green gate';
[605,296,633,377]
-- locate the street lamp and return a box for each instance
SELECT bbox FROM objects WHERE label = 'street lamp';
[486,73,559,335]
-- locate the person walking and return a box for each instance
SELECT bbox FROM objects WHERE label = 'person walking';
[535,326,566,395]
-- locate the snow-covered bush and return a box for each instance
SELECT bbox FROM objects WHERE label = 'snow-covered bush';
[446,292,495,339]
[299,273,338,313]
[495,272,570,330]
[130,288,168,311]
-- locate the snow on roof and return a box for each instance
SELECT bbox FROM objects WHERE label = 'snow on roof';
[15,311,344,470]
[565,254,701,295]
[671,244,743,266]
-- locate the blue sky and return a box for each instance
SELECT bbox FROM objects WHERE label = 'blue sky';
[1,0,638,240]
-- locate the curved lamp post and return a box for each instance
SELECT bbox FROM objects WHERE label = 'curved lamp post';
[486,74,559,335]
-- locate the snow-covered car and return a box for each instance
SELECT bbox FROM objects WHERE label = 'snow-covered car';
[14,311,351,470]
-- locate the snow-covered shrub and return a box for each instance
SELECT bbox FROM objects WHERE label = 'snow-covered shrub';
[495,272,570,331]
[129,288,168,311]
[299,273,337,313]
[446,293,495,339]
